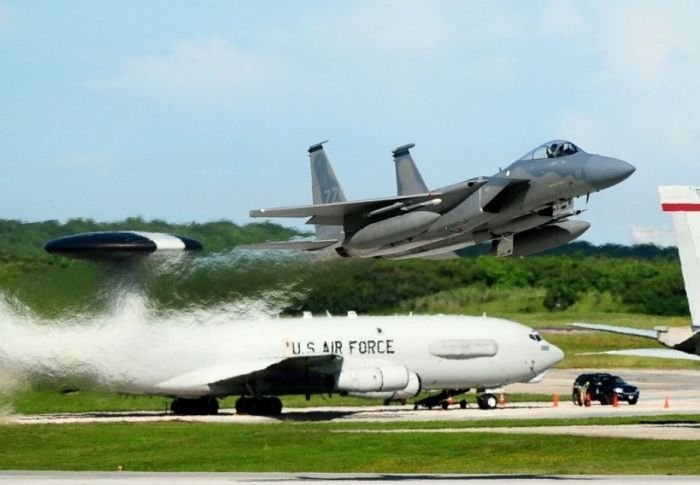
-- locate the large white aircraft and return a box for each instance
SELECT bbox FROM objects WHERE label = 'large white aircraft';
[572,185,700,361]
[128,314,564,415]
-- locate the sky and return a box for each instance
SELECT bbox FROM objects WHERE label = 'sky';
[1,0,699,245]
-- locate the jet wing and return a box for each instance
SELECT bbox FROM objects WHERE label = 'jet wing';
[581,348,700,362]
[154,355,341,394]
[240,239,338,251]
[570,322,658,339]
[250,178,488,225]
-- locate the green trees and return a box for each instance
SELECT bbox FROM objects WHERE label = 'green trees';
[0,218,689,317]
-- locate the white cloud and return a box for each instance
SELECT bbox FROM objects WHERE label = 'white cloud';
[539,0,586,38]
[0,5,11,31]
[105,38,287,104]
[317,0,452,57]
[630,225,675,246]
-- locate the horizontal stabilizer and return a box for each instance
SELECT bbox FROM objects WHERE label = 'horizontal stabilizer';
[240,239,338,251]
[581,348,700,361]
[570,322,658,339]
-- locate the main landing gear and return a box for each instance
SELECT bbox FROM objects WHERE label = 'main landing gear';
[235,396,283,416]
[170,396,219,415]
[413,389,469,410]
[413,390,499,410]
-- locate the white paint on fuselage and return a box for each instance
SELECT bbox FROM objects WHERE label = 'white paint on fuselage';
[129,315,563,396]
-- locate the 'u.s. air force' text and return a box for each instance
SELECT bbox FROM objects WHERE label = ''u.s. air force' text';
[284,339,395,355]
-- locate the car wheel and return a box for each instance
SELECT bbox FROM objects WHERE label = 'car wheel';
[628,397,638,405]
[572,391,581,406]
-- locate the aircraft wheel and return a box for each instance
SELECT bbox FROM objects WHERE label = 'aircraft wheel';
[478,394,497,410]
[172,397,218,415]
[235,397,251,415]
[459,399,467,409]
[266,397,283,416]
[441,401,449,410]
[205,397,219,415]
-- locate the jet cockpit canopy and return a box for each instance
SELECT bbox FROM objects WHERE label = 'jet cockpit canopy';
[518,140,581,161]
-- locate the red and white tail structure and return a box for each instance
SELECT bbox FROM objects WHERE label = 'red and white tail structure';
[660,186,700,330]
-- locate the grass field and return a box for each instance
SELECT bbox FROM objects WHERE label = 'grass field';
[1,417,699,473]
[3,387,553,414]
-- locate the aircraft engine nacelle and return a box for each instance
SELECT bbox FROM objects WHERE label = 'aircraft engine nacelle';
[335,363,410,392]
[348,371,421,401]
[494,220,590,257]
[342,211,440,251]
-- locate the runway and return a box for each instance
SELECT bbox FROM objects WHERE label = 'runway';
[1,472,699,484]
[4,369,700,442]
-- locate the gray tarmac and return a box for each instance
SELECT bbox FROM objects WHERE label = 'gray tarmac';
[0,472,699,484]
[4,368,700,443]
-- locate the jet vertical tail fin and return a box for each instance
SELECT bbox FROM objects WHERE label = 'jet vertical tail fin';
[309,142,345,240]
[393,143,428,196]
[660,186,700,331]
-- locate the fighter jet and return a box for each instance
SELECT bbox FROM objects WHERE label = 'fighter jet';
[247,140,635,259]
[572,186,700,361]
[125,313,563,415]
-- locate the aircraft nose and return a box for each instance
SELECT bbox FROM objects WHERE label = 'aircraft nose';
[547,344,565,368]
[586,155,636,191]
[537,342,564,373]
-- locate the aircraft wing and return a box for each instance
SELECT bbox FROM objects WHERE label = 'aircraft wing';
[240,239,338,251]
[570,322,658,339]
[154,355,341,394]
[250,178,488,225]
[581,348,700,362]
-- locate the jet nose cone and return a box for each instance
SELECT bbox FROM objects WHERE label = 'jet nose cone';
[586,156,636,191]
[549,344,565,368]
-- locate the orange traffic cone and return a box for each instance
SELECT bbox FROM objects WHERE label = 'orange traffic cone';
[613,394,619,408]
[584,392,592,407]
[664,396,670,409]
[499,393,506,406]
[552,393,559,407]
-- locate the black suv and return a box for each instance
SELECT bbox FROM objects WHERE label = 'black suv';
[572,373,640,406]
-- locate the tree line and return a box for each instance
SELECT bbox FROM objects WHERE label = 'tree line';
[0,218,687,317]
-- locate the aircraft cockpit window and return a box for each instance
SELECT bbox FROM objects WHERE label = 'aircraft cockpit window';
[528,332,543,342]
[518,140,580,161]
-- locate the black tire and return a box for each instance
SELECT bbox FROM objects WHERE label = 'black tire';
[628,397,638,405]
[441,401,449,410]
[477,394,497,410]
[459,399,467,409]
[572,390,581,406]
[235,397,250,415]
[268,397,283,416]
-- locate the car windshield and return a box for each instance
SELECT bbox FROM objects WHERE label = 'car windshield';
[518,140,580,161]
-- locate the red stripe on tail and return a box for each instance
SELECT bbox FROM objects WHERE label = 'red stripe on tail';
[662,203,700,212]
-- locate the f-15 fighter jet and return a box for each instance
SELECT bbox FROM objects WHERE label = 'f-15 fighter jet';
[248,140,634,259]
